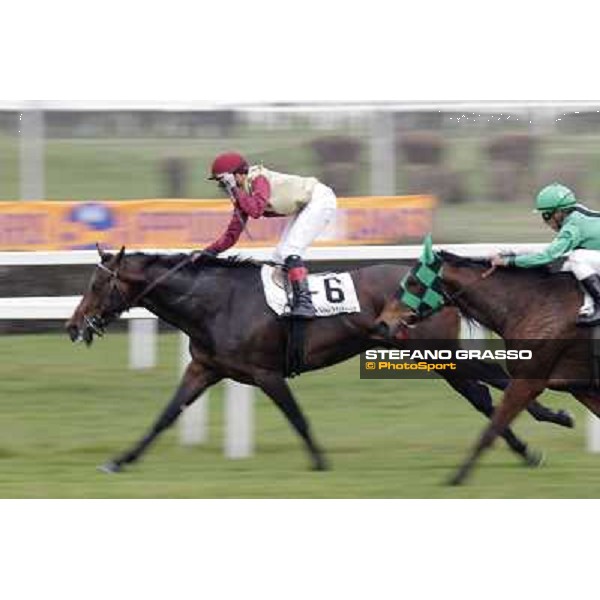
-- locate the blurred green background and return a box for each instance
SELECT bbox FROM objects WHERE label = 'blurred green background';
[3,105,600,243]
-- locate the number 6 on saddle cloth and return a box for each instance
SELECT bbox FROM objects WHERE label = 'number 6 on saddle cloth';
[261,265,361,318]
[259,264,360,377]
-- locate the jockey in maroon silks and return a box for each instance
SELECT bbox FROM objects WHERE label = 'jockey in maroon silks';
[197,152,337,319]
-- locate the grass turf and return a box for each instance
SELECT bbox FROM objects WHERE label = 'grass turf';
[0,332,599,498]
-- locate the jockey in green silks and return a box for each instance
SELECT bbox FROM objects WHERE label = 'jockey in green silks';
[491,182,600,327]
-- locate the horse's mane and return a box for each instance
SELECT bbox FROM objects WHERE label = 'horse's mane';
[437,250,490,268]
[127,252,275,271]
[438,250,571,282]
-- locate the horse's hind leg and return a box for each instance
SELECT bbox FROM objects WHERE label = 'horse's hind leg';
[440,373,543,467]
[101,361,221,473]
[253,370,328,471]
[449,379,546,486]
[456,359,574,428]
[526,401,574,428]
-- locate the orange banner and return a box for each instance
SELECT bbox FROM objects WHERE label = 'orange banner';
[0,196,435,251]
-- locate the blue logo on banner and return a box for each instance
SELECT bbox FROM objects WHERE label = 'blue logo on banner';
[62,202,116,249]
[69,203,115,230]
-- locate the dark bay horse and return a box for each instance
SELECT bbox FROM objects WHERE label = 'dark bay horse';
[375,249,600,484]
[65,247,571,473]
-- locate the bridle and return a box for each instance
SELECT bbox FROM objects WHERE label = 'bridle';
[92,254,193,320]
[80,262,131,338]
[96,262,131,308]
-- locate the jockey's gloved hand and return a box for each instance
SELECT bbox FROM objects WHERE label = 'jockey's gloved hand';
[490,251,516,268]
[490,255,508,267]
[217,173,236,194]
[191,249,218,263]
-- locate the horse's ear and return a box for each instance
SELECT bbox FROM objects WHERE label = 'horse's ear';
[96,242,106,259]
[116,246,126,265]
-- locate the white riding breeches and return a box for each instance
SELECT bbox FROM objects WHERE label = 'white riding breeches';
[561,249,600,315]
[561,249,600,280]
[272,183,337,263]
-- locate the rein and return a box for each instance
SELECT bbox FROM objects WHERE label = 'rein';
[439,279,474,311]
[98,254,193,311]
[441,258,500,312]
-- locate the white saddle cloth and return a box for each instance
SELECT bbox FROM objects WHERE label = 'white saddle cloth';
[260,265,361,317]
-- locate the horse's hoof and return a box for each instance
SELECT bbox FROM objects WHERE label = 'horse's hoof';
[98,460,122,474]
[446,468,468,486]
[312,456,330,471]
[447,475,464,486]
[557,410,575,429]
[525,450,546,468]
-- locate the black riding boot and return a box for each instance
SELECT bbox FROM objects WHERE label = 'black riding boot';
[285,255,316,320]
[577,274,600,326]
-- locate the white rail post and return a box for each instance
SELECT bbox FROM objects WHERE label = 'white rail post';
[588,329,600,453]
[224,381,254,459]
[586,412,600,453]
[128,318,157,369]
[370,110,396,195]
[19,107,45,200]
[178,332,209,445]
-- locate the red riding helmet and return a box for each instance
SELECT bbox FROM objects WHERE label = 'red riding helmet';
[209,152,249,180]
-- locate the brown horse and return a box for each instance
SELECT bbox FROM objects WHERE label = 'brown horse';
[375,249,599,484]
[65,247,571,473]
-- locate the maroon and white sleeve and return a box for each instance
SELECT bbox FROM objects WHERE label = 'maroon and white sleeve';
[204,175,271,253]
[233,175,271,218]
[204,210,248,254]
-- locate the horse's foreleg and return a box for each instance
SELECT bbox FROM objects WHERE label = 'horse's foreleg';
[448,379,546,486]
[440,374,542,467]
[254,371,328,471]
[101,361,221,473]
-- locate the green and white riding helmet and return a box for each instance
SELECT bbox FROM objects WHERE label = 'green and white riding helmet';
[534,182,577,213]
